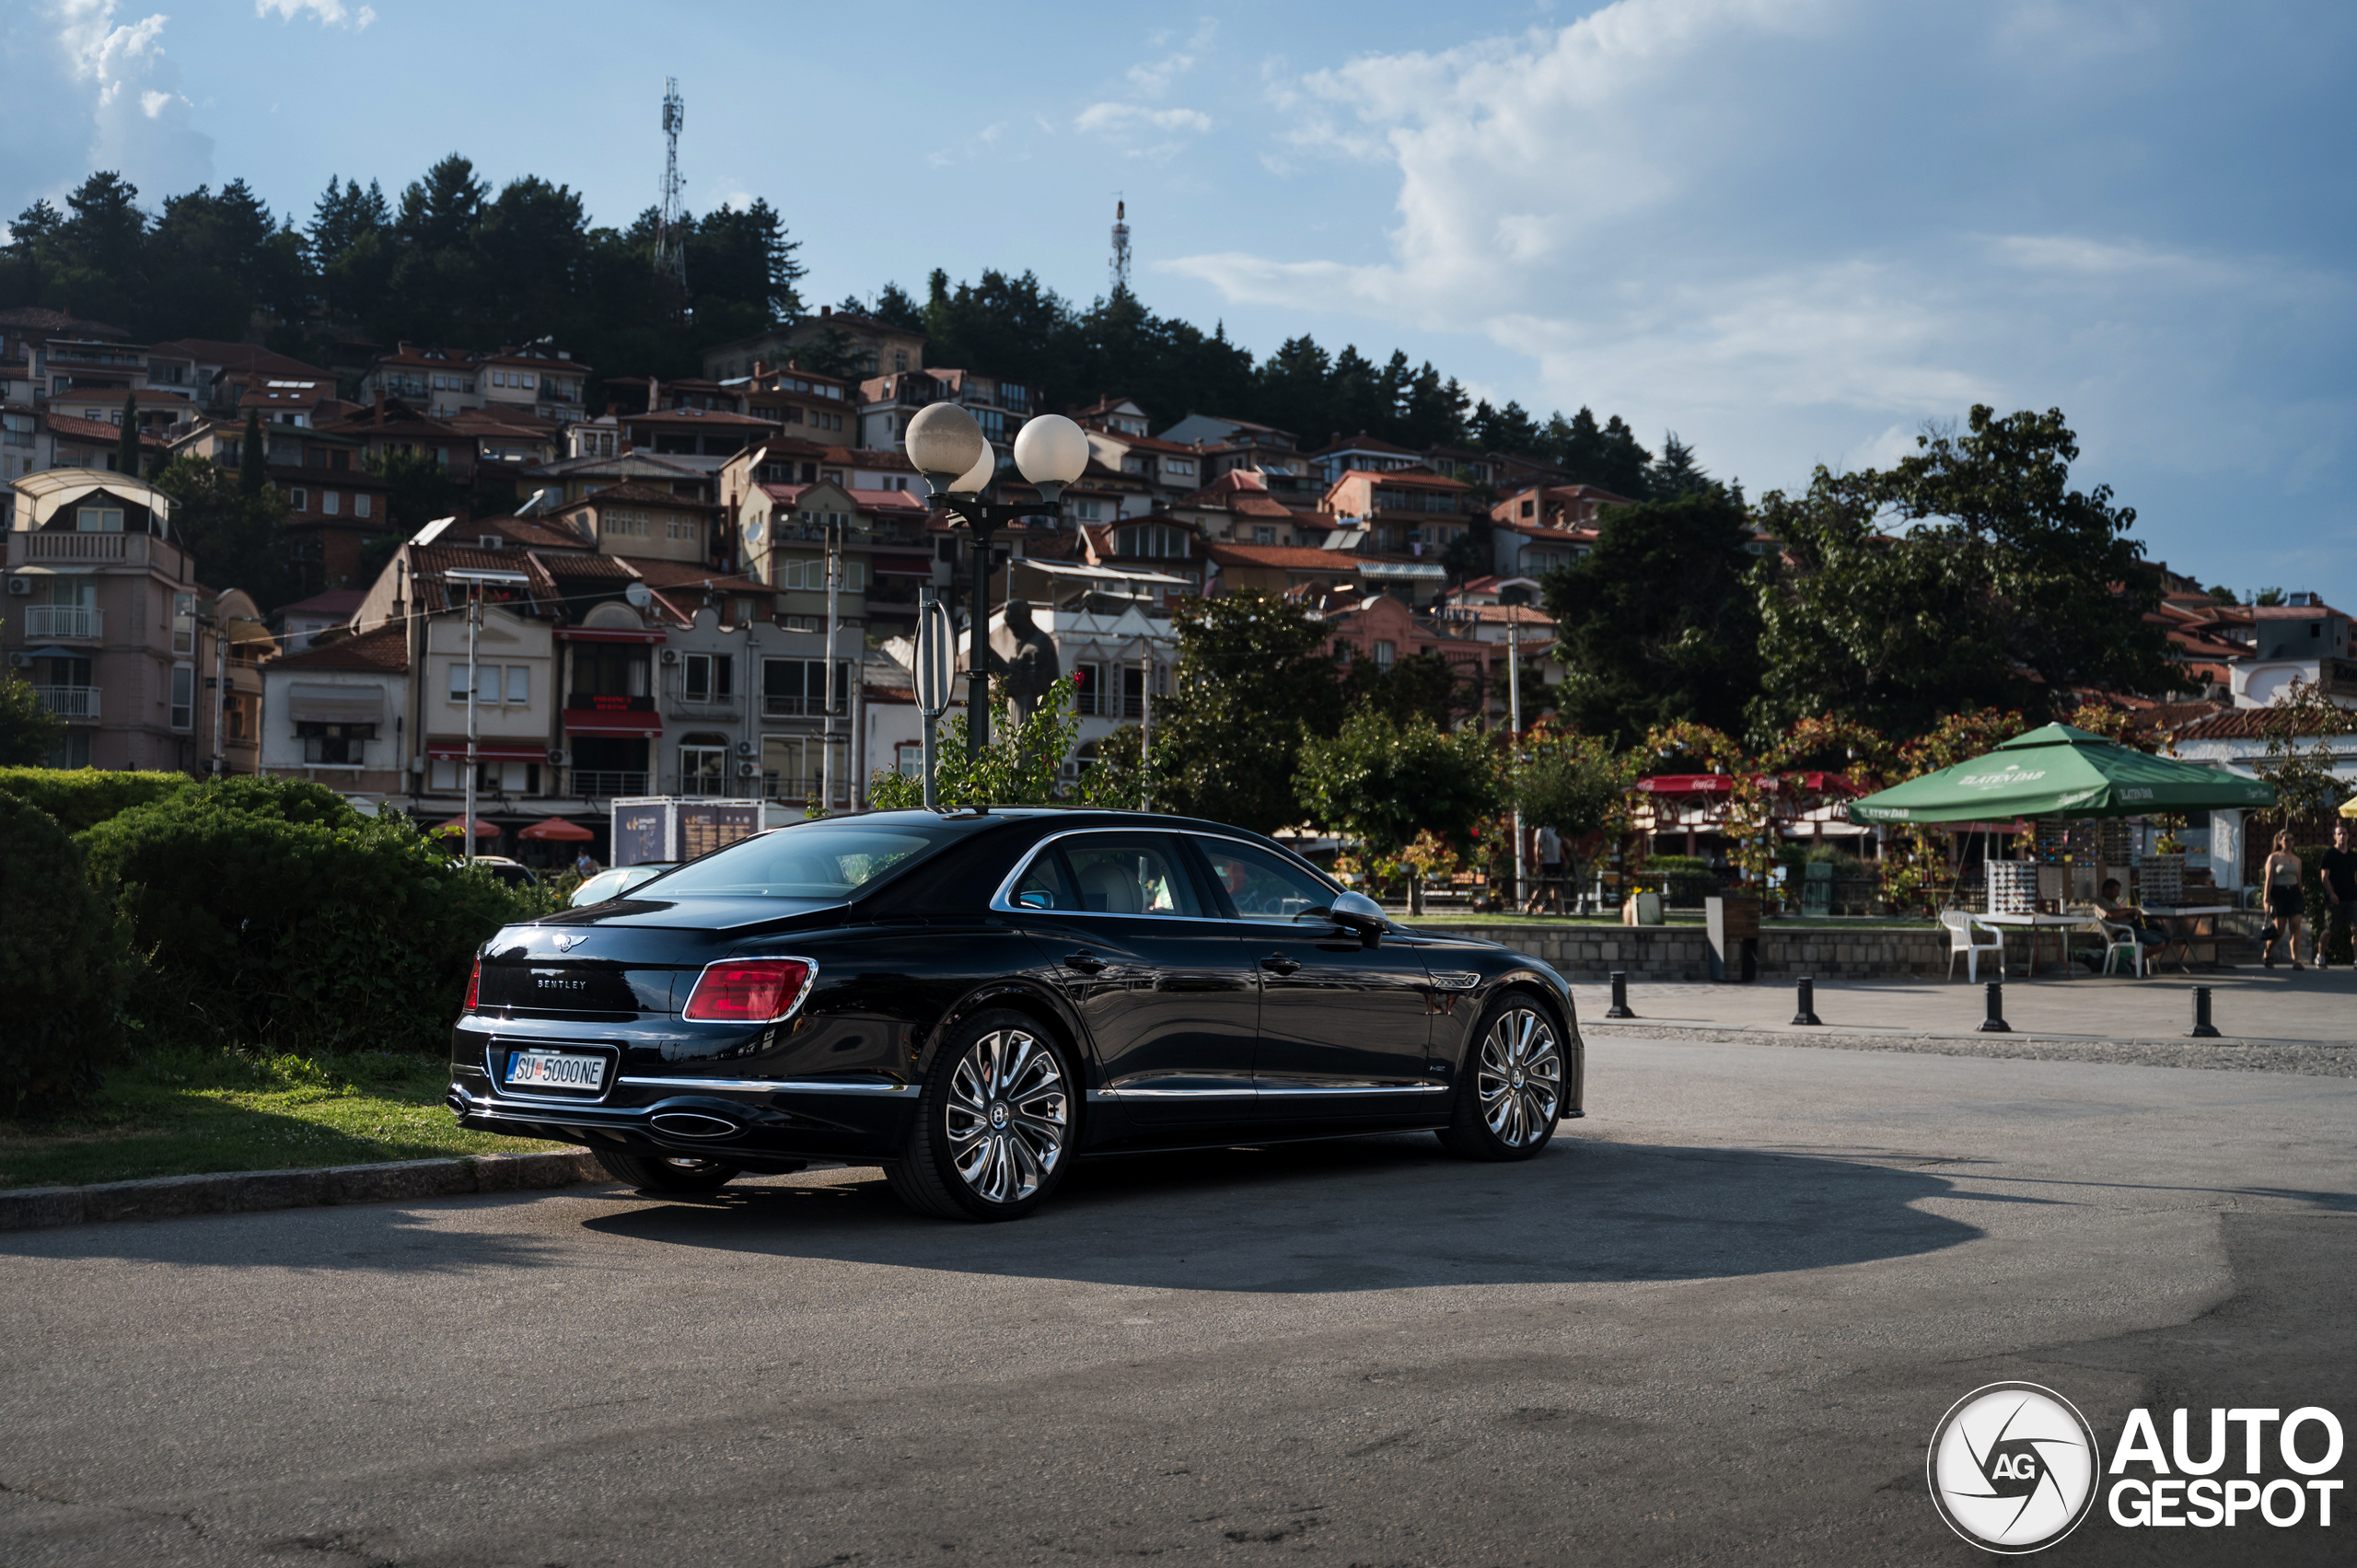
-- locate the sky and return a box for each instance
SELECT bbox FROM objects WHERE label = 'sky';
[6,0,2354,609]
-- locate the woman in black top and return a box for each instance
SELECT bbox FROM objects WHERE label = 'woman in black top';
[2319,819,2356,970]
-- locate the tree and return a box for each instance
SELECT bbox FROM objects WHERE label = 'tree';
[0,626,65,764]
[1295,713,1499,912]
[1547,407,1654,496]
[2251,678,2357,828]
[1510,726,1637,896]
[153,457,297,609]
[238,408,267,495]
[1649,434,1711,497]
[114,393,138,476]
[1543,488,1763,746]
[1753,405,2173,737]
[867,679,1081,810]
[366,447,468,540]
[1151,590,1347,835]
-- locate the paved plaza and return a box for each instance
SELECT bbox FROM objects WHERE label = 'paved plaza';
[2,1029,2351,1566]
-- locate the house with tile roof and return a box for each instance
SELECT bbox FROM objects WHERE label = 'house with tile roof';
[260,622,412,795]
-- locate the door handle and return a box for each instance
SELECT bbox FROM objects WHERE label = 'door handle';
[1259,955,1301,975]
[1062,952,1107,974]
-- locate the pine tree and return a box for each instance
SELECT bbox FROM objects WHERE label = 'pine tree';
[239,408,267,495]
[1649,433,1711,497]
[115,393,139,475]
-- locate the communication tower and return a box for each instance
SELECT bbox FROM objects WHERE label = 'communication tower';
[1109,197,1131,294]
[655,77,690,320]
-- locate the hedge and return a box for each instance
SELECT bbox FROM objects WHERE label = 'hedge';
[0,790,132,1113]
[77,778,544,1055]
[0,767,191,834]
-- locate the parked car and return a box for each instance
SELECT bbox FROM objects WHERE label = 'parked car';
[466,855,540,889]
[447,809,1581,1221]
[567,862,679,908]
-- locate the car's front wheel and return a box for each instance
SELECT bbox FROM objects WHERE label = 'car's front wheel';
[594,1151,741,1193]
[1437,994,1563,1161]
[886,1009,1074,1221]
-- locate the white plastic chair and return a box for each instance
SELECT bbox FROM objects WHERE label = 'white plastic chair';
[1943,912,2005,983]
[2096,919,2155,978]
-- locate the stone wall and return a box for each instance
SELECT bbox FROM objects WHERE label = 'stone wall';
[1422,923,1957,981]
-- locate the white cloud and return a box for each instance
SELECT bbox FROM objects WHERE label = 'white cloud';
[1167,0,2357,601]
[1127,18,1216,95]
[2,1,212,211]
[254,0,377,28]
[1076,103,1212,135]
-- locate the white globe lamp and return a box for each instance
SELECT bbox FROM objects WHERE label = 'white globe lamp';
[948,443,998,496]
[905,402,989,494]
[1012,414,1091,502]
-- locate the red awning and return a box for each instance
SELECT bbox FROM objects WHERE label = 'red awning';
[555,627,668,644]
[431,817,502,838]
[869,553,936,578]
[1638,771,1864,797]
[518,818,595,842]
[563,708,662,738]
[425,740,548,761]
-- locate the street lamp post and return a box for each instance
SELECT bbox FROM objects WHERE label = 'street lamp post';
[904,404,1092,759]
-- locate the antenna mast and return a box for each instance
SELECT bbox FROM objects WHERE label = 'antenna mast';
[1109,197,1131,294]
[655,77,689,321]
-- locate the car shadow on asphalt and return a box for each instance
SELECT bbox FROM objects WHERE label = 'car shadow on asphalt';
[574,1132,1996,1292]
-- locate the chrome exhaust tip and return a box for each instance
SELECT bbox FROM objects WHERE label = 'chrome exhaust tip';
[650,1110,740,1140]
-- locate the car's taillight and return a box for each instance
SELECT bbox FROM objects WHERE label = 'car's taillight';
[683,958,813,1023]
[463,958,482,1013]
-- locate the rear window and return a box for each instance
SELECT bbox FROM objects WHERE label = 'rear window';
[636,821,959,900]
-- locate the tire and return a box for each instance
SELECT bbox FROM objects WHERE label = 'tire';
[594,1149,742,1193]
[885,1008,1075,1222]
[1436,993,1564,1162]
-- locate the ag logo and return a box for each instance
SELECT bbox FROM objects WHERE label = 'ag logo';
[1928,1382,2101,1553]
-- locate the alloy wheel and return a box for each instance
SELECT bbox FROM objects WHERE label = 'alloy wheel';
[945,1028,1068,1204]
[1477,1006,1562,1148]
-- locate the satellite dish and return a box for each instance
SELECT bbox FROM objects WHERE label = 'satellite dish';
[743,517,764,544]
[623,581,652,609]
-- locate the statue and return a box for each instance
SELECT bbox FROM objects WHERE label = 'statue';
[988,598,1062,726]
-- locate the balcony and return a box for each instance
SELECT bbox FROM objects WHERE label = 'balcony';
[9,532,138,565]
[34,686,99,720]
[22,605,102,640]
[570,771,647,797]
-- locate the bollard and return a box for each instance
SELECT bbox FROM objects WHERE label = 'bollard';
[1977,980,2012,1034]
[1605,970,1636,1019]
[1791,975,1823,1027]
[2187,985,2221,1040]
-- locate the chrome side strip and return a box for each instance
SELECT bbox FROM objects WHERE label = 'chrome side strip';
[617,1074,912,1096]
[1255,1082,1450,1097]
[1093,1086,1260,1100]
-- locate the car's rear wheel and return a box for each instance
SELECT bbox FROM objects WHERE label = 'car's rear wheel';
[886,1009,1074,1222]
[1437,994,1562,1161]
[594,1150,741,1192]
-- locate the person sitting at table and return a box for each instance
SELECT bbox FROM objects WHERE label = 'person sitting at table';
[2096,878,2170,968]
[2260,829,2305,970]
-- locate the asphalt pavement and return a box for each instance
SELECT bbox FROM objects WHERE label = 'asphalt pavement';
[2,1034,2351,1566]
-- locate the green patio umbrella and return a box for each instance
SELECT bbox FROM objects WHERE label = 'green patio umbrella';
[1847,724,2276,824]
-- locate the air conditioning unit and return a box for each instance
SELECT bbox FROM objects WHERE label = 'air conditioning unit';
[659,648,679,664]
[6,652,30,668]
[546,749,569,768]
[5,576,30,596]
[734,739,755,757]
[735,761,759,777]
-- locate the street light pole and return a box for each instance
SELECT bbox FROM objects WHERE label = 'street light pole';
[464,583,480,866]
[1508,614,1524,911]
[903,405,1093,763]
[821,517,841,810]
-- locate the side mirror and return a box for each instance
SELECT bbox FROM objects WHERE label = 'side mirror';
[1327,889,1386,947]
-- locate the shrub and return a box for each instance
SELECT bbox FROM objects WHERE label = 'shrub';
[79,778,542,1054]
[0,790,132,1113]
[0,767,190,834]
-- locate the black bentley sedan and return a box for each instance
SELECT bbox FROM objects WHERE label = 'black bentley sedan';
[448,808,1582,1221]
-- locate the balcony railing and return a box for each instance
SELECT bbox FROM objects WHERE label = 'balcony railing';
[570,771,647,797]
[34,685,99,720]
[9,532,136,564]
[22,605,102,640]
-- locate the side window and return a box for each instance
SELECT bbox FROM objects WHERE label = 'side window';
[1057,836,1205,918]
[1009,853,1075,912]
[1195,838,1334,922]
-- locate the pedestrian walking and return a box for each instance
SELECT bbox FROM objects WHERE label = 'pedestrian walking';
[575,848,601,878]
[2319,819,2356,970]
[2260,829,2305,970]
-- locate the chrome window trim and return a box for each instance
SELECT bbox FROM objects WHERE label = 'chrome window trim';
[619,1074,912,1096]
[987,828,1221,922]
[1254,1082,1449,1097]
[679,954,820,1024]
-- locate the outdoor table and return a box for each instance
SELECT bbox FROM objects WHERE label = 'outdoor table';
[2143,904,2234,971]
[1977,912,2105,978]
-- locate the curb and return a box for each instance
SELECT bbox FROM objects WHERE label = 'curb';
[0,1149,608,1235]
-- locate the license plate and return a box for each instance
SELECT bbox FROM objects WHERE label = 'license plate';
[504,1051,609,1094]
